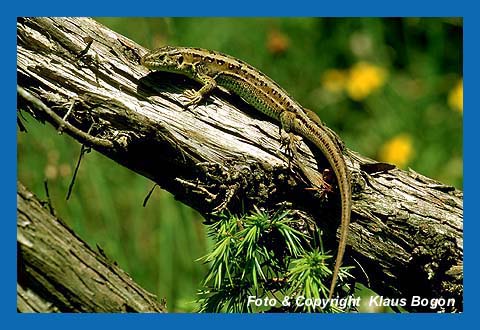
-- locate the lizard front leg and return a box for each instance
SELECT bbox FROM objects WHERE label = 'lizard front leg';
[183,64,217,107]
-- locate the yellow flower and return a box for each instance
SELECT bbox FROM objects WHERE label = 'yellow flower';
[378,134,413,168]
[321,69,347,93]
[448,79,463,113]
[346,62,387,101]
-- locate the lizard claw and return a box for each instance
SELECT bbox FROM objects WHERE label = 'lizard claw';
[183,89,203,107]
[280,132,301,162]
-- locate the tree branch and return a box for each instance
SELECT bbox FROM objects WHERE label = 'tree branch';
[17,17,463,312]
[17,181,167,312]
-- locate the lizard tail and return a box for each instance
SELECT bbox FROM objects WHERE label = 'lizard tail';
[327,174,351,300]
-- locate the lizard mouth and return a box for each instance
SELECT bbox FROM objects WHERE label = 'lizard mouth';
[140,54,149,67]
[140,54,154,67]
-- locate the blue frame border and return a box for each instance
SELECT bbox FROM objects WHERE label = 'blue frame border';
[6,0,473,327]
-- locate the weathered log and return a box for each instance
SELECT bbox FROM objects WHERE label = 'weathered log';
[17,181,167,312]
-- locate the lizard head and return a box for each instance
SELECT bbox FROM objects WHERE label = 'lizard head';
[141,46,186,72]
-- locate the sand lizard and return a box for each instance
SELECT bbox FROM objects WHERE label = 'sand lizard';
[141,46,352,300]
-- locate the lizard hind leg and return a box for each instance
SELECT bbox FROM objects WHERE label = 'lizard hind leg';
[279,131,299,161]
[279,110,334,195]
[276,110,297,168]
[278,110,298,154]
[278,110,312,177]
[280,131,332,196]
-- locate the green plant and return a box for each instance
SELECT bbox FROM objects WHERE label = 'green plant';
[197,207,352,312]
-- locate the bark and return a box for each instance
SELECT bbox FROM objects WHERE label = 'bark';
[17,17,463,312]
[17,181,167,312]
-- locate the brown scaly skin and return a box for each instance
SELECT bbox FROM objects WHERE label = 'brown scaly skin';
[141,46,352,300]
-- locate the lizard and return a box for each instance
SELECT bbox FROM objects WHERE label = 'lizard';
[141,46,351,300]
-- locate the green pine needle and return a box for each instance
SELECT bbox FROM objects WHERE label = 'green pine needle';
[196,207,352,312]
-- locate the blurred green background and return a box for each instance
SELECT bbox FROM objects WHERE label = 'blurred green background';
[18,18,462,312]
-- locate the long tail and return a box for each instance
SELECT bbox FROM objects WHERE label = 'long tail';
[286,110,352,300]
[327,162,351,300]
